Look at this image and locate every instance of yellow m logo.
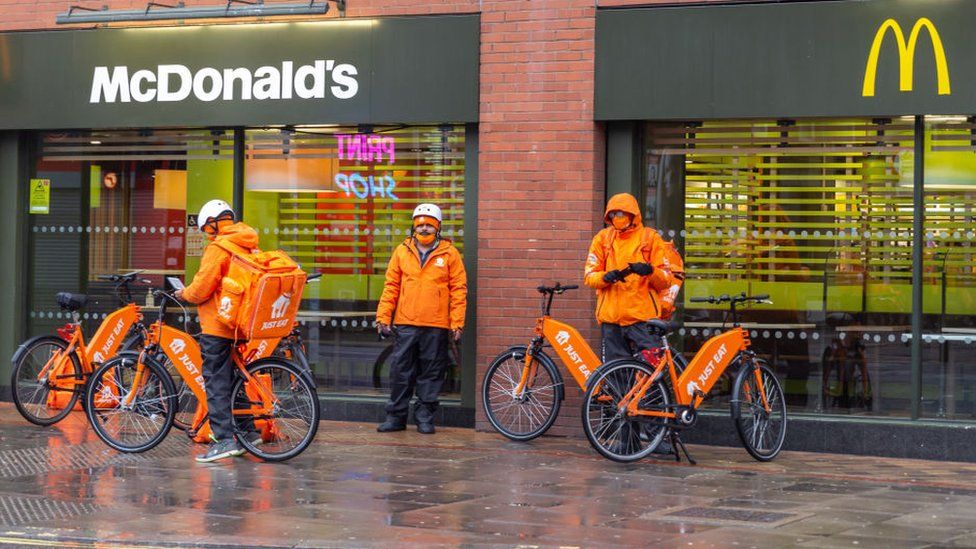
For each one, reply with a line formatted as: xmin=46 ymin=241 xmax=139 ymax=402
xmin=862 ymin=17 xmax=951 ymax=97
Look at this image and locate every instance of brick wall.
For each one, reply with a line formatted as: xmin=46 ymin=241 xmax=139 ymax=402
xmin=476 ymin=0 xmax=604 ymax=436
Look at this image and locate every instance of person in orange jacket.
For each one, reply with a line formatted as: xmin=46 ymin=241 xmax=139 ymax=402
xmin=174 ymin=199 xmax=261 ymax=463
xmin=375 ymin=203 xmax=467 ymax=434
xmin=584 ymin=193 xmax=674 ymax=362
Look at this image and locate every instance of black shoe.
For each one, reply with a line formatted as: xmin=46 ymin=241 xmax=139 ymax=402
xmin=417 ymin=422 xmax=435 ymax=435
xmin=377 ymin=417 xmax=406 ymax=432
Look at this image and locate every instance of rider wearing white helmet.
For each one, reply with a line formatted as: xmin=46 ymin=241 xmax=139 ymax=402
xmin=375 ymin=203 xmax=467 ymax=435
xmin=176 ymin=199 xmax=261 ymax=463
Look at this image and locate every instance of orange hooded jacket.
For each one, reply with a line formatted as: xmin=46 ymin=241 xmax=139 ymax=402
xmin=376 ymin=238 xmax=467 ymax=330
xmin=181 ymin=222 xmax=260 ymax=339
xmin=584 ymin=193 xmax=674 ymax=326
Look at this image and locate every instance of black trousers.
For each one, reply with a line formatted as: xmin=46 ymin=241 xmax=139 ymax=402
xmin=601 ymin=322 xmax=663 ymax=362
xmin=199 ymin=334 xmax=236 ymax=442
xmin=385 ymin=325 xmax=449 ymax=424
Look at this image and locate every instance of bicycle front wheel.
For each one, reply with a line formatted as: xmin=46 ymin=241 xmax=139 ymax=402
xmin=482 ymin=347 xmax=562 ymax=442
xmin=154 ymin=352 xmax=199 ymax=431
xmin=11 ymin=336 xmax=83 ymax=426
xmin=85 ymin=355 xmax=176 ymax=453
xmin=731 ymin=359 xmax=787 ymax=461
xmin=233 ymin=359 xmax=320 ymax=462
xmin=582 ymin=360 xmax=670 ymax=463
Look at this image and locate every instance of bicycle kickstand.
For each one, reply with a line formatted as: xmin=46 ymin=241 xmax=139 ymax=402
xmin=669 ymin=431 xmax=697 ymax=466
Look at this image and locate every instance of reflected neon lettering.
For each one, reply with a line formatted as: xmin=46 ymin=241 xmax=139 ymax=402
xmin=334 ymin=173 xmax=398 ymax=200
xmin=337 ymin=134 xmax=395 ymax=164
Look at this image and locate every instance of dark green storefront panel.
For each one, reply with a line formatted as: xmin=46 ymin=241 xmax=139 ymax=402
xmin=596 ymin=0 xmax=974 ymax=120
xmin=0 ymin=15 xmax=478 ymax=129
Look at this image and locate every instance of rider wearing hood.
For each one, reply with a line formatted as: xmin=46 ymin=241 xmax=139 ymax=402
xmin=584 ymin=193 xmax=674 ymax=361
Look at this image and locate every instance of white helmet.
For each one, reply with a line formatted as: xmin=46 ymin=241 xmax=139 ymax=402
xmin=197 ymin=199 xmax=235 ymax=231
xmin=412 ymin=203 xmax=442 ymax=223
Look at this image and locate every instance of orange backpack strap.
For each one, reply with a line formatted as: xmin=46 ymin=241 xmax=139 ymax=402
xmin=211 ymin=239 xmax=251 ymax=257
xmin=640 ymin=227 xmax=657 ymax=264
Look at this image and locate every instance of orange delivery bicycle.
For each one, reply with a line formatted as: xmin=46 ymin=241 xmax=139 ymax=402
xmin=82 ymin=282 xmax=320 ymax=462
xmin=581 ymin=292 xmax=787 ymax=464
xmin=10 ymin=271 xmax=150 ymax=425
xmin=482 ymin=280 xmax=688 ymax=441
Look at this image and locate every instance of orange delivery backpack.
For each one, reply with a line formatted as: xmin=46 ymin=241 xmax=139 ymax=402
xmin=212 ymin=241 xmax=307 ymax=340
xmin=657 ymin=238 xmax=685 ymax=320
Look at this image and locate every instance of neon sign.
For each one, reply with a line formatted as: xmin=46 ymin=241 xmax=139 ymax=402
xmin=337 ymin=134 xmax=395 ymax=164
xmin=334 ymin=173 xmax=398 ymax=200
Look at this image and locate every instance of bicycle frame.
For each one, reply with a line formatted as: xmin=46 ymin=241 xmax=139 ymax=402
xmin=516 ymin=285 xmax=601 ymax=397
xmin=134 ymin=317 xmax=285 ymax=438
xmin=624 ymin=315 xmax=770 ymax=421
xmin=38 ymin=303 xmax=143 ymax=409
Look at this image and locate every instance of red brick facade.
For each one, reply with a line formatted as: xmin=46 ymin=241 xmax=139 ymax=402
xmin=0 ymin=0 xmax=737 ymax=436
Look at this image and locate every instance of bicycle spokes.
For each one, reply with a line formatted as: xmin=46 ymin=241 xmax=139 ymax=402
xmin=735 ymin=365 xmax=786 ymax=457
xmin=89 ymin=360 xmax=172 ymax=448
xmin=483 ymin=350 xmax=560 ymax=441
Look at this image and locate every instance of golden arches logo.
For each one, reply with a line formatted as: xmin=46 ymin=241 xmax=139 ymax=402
xmin=862 ymin=17 xmax=951 ymax=97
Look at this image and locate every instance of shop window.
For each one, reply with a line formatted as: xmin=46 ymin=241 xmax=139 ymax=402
xmin=646 ymin=118 xmax=918 ymax=418
xmin=920 ymin=116 xmax=976 ymax=420
xmin=28 ymin=130 xmax=233 ymax=336
xmin=242 ymin=125 xmax=466 ymax=397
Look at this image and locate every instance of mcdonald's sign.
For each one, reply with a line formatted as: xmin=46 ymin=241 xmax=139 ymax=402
xmin=862 ymin=17 xmax=951 ymax=97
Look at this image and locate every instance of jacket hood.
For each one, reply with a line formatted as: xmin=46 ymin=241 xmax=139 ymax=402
xmin=604 ymin=193 xmax=644 ymax=232
xmin=604 ymin=193 xmax=642 ymax=223
xmin=216 ymin=222 xmax=259 ymax=250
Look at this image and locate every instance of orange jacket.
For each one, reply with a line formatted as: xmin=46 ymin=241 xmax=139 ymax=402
xmin=181 ymin=222 xmax=260 ymax=338
xmin=584 ymin=193 xmax=673 ymax=326
xmin=376 ymin=238 xmax=467 ymax=330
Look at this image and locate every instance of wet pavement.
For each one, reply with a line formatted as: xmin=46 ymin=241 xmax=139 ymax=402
xmin=2 ymin=403 xmax=976 ymax=548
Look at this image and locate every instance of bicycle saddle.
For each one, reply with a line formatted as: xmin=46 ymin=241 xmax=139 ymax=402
xmin=647 ymin=319 xmax=672 ymax=335
xmin=55 ymin=292 xmax=87 ymax=312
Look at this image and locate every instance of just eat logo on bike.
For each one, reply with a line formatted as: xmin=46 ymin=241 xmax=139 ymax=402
xmin=92 ymin=317 xmax=126 ymax=363
xmin=555 ymin=330 xmax=592 ymax=379
xmin=169 ymin=338 xmax=205 ymax=390
xmin=688 ymin=342 xmax=728 ymax=397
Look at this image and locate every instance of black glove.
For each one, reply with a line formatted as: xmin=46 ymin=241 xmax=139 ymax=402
xmin=629 ymin=262 xmax=653 ymax=276
xmin=603 ymin=270 xmax=625 ymax=284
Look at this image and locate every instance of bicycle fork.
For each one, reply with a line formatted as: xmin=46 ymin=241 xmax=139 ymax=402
xmin=513 ymin=338 xmax=543 ymax=400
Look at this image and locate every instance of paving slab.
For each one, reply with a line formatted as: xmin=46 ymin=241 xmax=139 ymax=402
xmin=3 ymin=402 xmax=976 ymax=547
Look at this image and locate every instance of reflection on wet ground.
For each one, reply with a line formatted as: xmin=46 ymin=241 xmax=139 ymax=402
xmin=3 ymin=402 xmax=976 ymax=547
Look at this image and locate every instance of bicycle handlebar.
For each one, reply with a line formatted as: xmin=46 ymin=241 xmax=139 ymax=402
xmin=689 ymin=292 xmax=772 ymax=305
xmin=537 ymin=283 xmax=579 ymax=294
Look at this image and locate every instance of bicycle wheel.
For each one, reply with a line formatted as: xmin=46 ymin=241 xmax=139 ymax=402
xmin=154 ymin=352 xmax=198 ymax=431
xmin=731 ymin=358 xmax=787 ymax=461
xmin=371 ymin=344 xmax=395 ymax=389
xmin=85 ymin=354 xmax=176 ymax=453
xmin=11 ymin=336 xmax=83 ymax=426
xmin=233 ymin=359 xmax=320 ymax=462
xmin=482 ymin=347 xmax=562 ymax=442
xmin=582 ymin=360 xmax=670 ymax=463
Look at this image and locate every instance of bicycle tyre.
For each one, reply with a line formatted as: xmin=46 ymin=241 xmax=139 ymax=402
xmin=85 ymin=354 xmax=176 ymax=453
xmin=233 ymin=359 xmax=320 ymax=462
xmin=581 ymin=360 xmax=670 ymax=463
xmin=371 ymin=344 xmax=395 ymax=389
xmin=731 ymin=358 xmax=787 ymax=462
xmin=11 ymin=336 xmax=83 ymax=426
xmin=482 ymin=346 xmax=563 ymax=442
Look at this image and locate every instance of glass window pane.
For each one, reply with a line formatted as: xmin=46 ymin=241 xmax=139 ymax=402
xmin=645 ymin=118 xmax=917 ymax=417
xmin=243 ymin=125 xmax=466 ymax=397
xmin=28 ymin=129 xmax=233 ymax=337
xmin=921 ymin=116 xmax=976 ymax=420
